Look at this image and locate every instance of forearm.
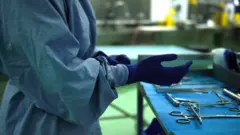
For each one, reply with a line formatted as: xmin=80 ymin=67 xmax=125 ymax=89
xmin=95 ymin=56 xmax=129 ymax=87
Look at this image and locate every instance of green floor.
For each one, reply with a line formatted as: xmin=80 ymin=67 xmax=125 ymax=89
xmin=100 ymin=84 xmax=155 ymax=135
xmin=0 ymin=74 xmax=8 ymax=101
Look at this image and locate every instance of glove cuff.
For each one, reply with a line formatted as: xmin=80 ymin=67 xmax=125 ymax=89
xmin=126 ymin=64 xmax=138 ymax=84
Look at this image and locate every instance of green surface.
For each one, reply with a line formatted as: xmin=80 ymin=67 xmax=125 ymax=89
xmin=0 ymin=82 xmax=6 ymax=101
xmin=0 ymin=74 xmax=8 ymax=102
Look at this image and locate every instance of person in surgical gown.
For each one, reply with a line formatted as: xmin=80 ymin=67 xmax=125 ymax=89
xmin=0 ymin=0 xmax=192 ymax=135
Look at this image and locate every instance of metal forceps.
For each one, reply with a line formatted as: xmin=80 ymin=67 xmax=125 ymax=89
xmin=169 ymin=111 xmax=240 ymax=124
xmin=229 ymin=107 xmax=240 ymax=115
xmin=187 ymin=103 xmax=203 ymax=124
xmin=169 ymin=111 xmax=192 ymax=124
xmin=213 ymin=91 xmax=230 ymax=103
xmin=227 ymin=101 xmax=240 ymax=114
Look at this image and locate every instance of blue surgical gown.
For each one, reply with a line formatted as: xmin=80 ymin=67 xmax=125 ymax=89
xmin=0 ymin=0 xmax=129 ymax=135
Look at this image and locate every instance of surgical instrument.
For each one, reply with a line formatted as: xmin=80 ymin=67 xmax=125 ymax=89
xmin=182 ymin=77 xmax=192 ymax=82
xmin=166 ymin=93 xmax=180 ymax=107
xmin=169 ymin=111 xmax=240 ymax=124
xmin=196 ymin=101 xmax=233 ymax=107
xmin=165 ymin=93 xmax=199 ymax=107
xmin=186 ymin=101 xmax=235 ymax=113
xmin=223 ymin=89 xmax=240 ymax=102
xmin=229 ymin=107 xmax=240 ymax=115
xmin=172 ymin=81 xmax=219 ymax=86
xmin=187 ymin=103 xmax=203 ymax=124
xmin=155 ymin=85 xmax=210 ymax=93
xmin=156 ymin=85 xmax=223 ymax=91
xmin=175 ymin=98 xmax=198 ymax=103
xmin=169 ymin=111 xmax=191 ymax=124
xmin=213 ymin=91 xmax=230 ymax=103
xmin=229 ymin=107 xmax=240 ymax=112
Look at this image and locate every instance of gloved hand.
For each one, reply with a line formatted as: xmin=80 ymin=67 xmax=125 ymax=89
xmin=108 ymin=54 xmax=131 ymax=65
xmin=224 ymin=50 xmax=240 ymax=73
xmin=94 ymin=51 xmax=131 ymax=65
xmin=127 ymin=54 xmax=192 ymax=86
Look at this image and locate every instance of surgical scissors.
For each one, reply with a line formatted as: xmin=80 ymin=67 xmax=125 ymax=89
xmin=169 ymin=111 xmax=240 ymax=124
xmin=169 ymin=111 xmax=192 ymax=124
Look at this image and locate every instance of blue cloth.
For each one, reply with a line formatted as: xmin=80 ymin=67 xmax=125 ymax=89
xmin=0 ymin=0 xmax=129 ymax=135
xmin=140 ymin=74 xmax=240 ymax=135
xmin=127 ymin=54 xmax=192 ymax=86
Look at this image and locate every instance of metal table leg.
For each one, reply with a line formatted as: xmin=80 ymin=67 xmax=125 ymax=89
xmin=137 ymin=86 xmax=143 ymax=135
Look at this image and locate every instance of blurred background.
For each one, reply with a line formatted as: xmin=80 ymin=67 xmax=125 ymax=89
xmin=93 ymin=0 xmax=240 ymax=51
xmin=1 ymin=0 xmax=240 ymax=134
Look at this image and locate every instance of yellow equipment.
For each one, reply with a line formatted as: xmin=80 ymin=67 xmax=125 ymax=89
xmin=189 ymin=0 xmax=198 ymax=6
xmin=165 ymin=8 xmax=176 ymax=27
xmin=234 ymin=13 xmax=240 ymax=25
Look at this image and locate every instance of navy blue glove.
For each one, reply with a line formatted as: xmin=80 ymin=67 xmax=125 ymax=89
xmin=108 ymin=54 xmax=131 ymax=65
xmin=127 ymin=54 xmax=192 ymax=86
xmin=94 ymin=51 xmax=131 ymax=65
xmin=143 ymin=118 xmax=166 ymax=135
xmin=224 ymin=50 xmax=240 ymax=73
